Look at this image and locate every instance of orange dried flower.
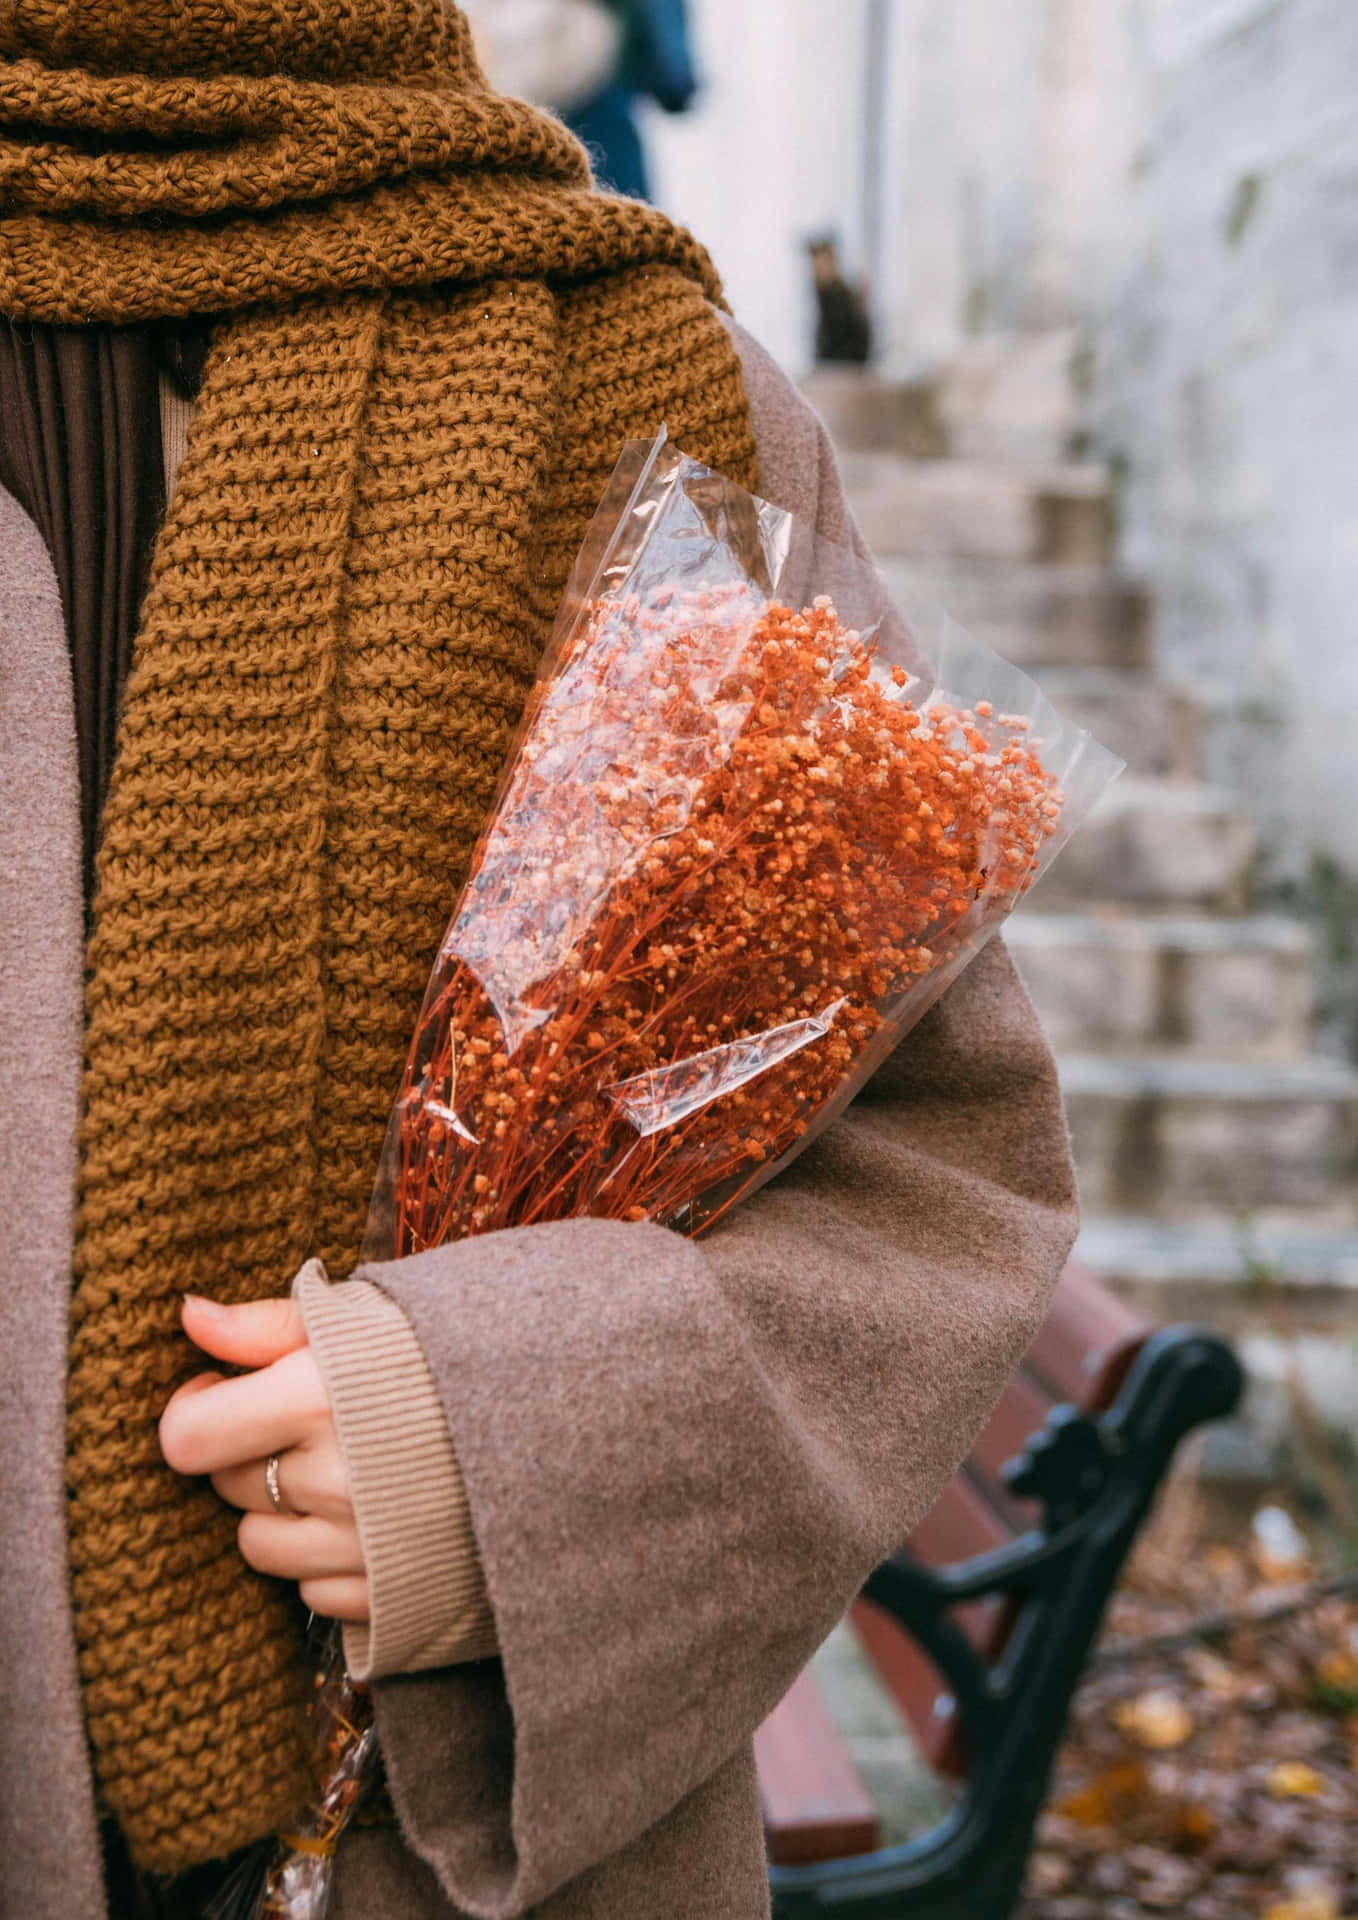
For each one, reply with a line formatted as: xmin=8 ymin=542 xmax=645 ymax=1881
xmin=378 ymin=589 xmax=1062 ymax=1253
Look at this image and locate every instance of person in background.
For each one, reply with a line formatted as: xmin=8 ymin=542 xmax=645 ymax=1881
xmin=468 ymin=0 xmax=696 ymax=200
xmin=460 ymin=0 xmax=622 ymax=118
xmin=808 ymin=234 xmax=874 ymax=365
xmin=566 ymin=0 xmax=697 ymax=199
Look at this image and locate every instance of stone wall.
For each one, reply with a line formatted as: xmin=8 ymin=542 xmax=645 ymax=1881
xmin=1090 ymin=0 xmax=1358 ymax=904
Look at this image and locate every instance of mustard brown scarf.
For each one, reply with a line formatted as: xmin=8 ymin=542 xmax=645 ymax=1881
xmin=0 ymin=0 xmax=757 ymax=1874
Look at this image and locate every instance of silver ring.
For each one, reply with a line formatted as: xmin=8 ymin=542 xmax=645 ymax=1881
xmin=265 ymin=1452 xmax=285 ymax=1515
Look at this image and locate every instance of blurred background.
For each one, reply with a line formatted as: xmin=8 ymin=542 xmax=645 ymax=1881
xmin=473 ymin=4 xmax=1358 ymax=1912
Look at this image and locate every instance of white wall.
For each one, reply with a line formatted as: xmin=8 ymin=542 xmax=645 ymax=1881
xmin=647 ymin=1 xmax=1139 ymax=370
xmin=867 ymin=0 xmax=1138 ymax=366
xmin=642 ymin=0 xmax=876 ymax=372
xmin=878 ymin=0 xmax=1358 ymax=879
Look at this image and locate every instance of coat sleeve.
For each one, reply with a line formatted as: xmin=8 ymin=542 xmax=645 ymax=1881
xmin=348 ymin=342 xmax=1081 ymax=1918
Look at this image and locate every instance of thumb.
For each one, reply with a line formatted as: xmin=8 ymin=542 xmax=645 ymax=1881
xmin=182 ymin=1293 xmax=307 ymax=1369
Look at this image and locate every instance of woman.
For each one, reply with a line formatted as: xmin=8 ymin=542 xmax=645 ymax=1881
xmin=561 ymin=0 xmax=699 ymax=201
xmin=0 ymin=4 xmax=1079 ymax=1916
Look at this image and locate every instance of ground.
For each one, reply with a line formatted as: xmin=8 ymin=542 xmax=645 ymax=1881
xmin=1018 ymin=1556 xmax=1358 ymax=1919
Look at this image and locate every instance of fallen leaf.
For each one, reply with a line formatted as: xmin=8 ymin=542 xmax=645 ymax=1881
xmin=1260 ymin=1900 xmax=1340 ymax=1920
xmin=1268 ymin=1761 xmax=1326 ymax=1799
xmin=1171 ymin=1800 xmax=1217 ymax=1844
xmin=1024 ymin=1849 xmax=1072 ymax=1896
xmin=1110 ymin=1689 xmax=1195 ymax=1750
xmin=1185 ymin=1646 xmax=1238 ymax=1691
xmin=1123 ymin=1843 xmax=1203 ymax=1908
xmin=1185 ymin=1644 xmax=1273 ymax=1704
xmin=1312 ymin=1650 xmax=1358 ymax=1713
xmin=1054 ymin=1759 xmax=1147 ymax=1828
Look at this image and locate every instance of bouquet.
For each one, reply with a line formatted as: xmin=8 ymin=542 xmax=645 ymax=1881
xmin=224 ymin=433 xmax=1122 ymax=1915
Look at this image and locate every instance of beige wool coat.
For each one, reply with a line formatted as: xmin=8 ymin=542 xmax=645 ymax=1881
xmin=0 ymin=322 xmax=1080 ymax=1919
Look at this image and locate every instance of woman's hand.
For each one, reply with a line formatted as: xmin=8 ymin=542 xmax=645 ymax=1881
xmin=158 ymin=1295 xmax=370 ymax=1624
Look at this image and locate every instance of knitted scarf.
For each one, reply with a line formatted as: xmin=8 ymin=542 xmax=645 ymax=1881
xmin=0 ymin=0 xmax=757 ymax=1875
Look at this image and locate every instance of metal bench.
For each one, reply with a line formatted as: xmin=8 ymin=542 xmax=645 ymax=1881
xmin=757 ymin=1263 xmax=1243 ymax=1919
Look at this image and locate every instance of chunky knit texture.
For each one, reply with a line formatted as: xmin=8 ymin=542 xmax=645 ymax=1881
xmin=1 ymin=0 xmax=758 ymax=1876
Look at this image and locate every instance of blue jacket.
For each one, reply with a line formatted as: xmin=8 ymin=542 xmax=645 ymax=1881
xmin=618 ymin=0 xmax=697 ymax=114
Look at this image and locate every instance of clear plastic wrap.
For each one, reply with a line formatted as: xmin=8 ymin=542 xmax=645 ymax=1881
xmin=248 ymin=430 xmax=1124 ymax=1913
xmin=361 ymin=431 xmax=1121 ymax=1255
xmin=205 ymin=1617 xmax=374 ymax=1920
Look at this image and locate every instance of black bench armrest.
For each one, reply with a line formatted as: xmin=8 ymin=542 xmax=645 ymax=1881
xmin=770 ymin=1325 xmax=1243 ymax=1920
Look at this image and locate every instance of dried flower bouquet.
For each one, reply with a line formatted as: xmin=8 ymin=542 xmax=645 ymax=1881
xmin=232 ymin=432 xmax=1122 ymax=1918
xmin=377 ymin=588 xmax=1052 ymax=1248
xmin=364 ymin=433 xmax=1119 ymax=1255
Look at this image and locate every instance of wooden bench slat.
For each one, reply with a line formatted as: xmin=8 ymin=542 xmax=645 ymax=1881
xmin=755 ymin=1664 xmax=881 ymax=1865
xmin=907 ymin=1464 xmax=1012 ymax=1567
xmin=1027 ymin=1262 xmax=1149 ymax=1411
xmin=849 ymin=1472 xmax=1013 ymax=1771
xmin=963 ymin=1366 xmax=1054 ymax=1525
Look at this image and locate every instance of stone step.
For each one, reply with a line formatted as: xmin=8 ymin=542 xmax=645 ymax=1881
xmin=1033 ymin=779 xmax=1255 ymax=913
xmin=1059 ymin=1053 xmax=1358 ymax=1224
xmin=1006 ymin=912 xmax=1313 ymax=1059
xmin=1077 ymin=1216 xmax=1358 ymax=1483
xmin=877 ymin=559 xmax=1153 ymax=672
xmin=1032 ymin=668 xmax=1199 ymax=779
xmin=805 ymin=334 xmax=1083 ymax=466
xmin=842 ymin=452 xmax=1115 ymax=565
xmin=935 ymin=327 xmax=1086 ymax=465
xmin=802 ymin=368 xmax=947 ymax=459
xmin=1076 ymin=1214 xmax=1358 ymax=1304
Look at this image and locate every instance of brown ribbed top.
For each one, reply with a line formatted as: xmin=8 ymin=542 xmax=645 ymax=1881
xmin=0 ymin=324 xmax=164 ymax=899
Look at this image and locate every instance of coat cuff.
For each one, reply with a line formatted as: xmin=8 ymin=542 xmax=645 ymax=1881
xmin=293 ymin=1259 xmax=498 ymax=1680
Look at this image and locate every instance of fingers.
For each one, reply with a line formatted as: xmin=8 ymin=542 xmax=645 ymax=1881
xmin=160 ymin=1297 xmax=368 ymax=1623
xmin=237 ymin=1512 xmax=365 ymax=1584
xmin=299 ymin=1575 xmax=371 ymax=1625
xmin=210 ymin=1443 xmax=353 ymax=1525
xmin=171 ymin=1369 xmax=226 ymax=1399
xmin=181 ymin=1293 xmax=307 ymax=1369
xmin=160 ymin=1346 xmax=329 ymax=1476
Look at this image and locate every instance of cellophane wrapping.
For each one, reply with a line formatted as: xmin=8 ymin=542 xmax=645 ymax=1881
xmin=361 ymin=430 xmax=1121 ymax=1255
xmin=204 ymin=1615 xmax=374 ymax=1919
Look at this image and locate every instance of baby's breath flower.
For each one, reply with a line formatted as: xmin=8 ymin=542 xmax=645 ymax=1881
xmin=384 ymin=591 xmax=1060 ymax=1245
